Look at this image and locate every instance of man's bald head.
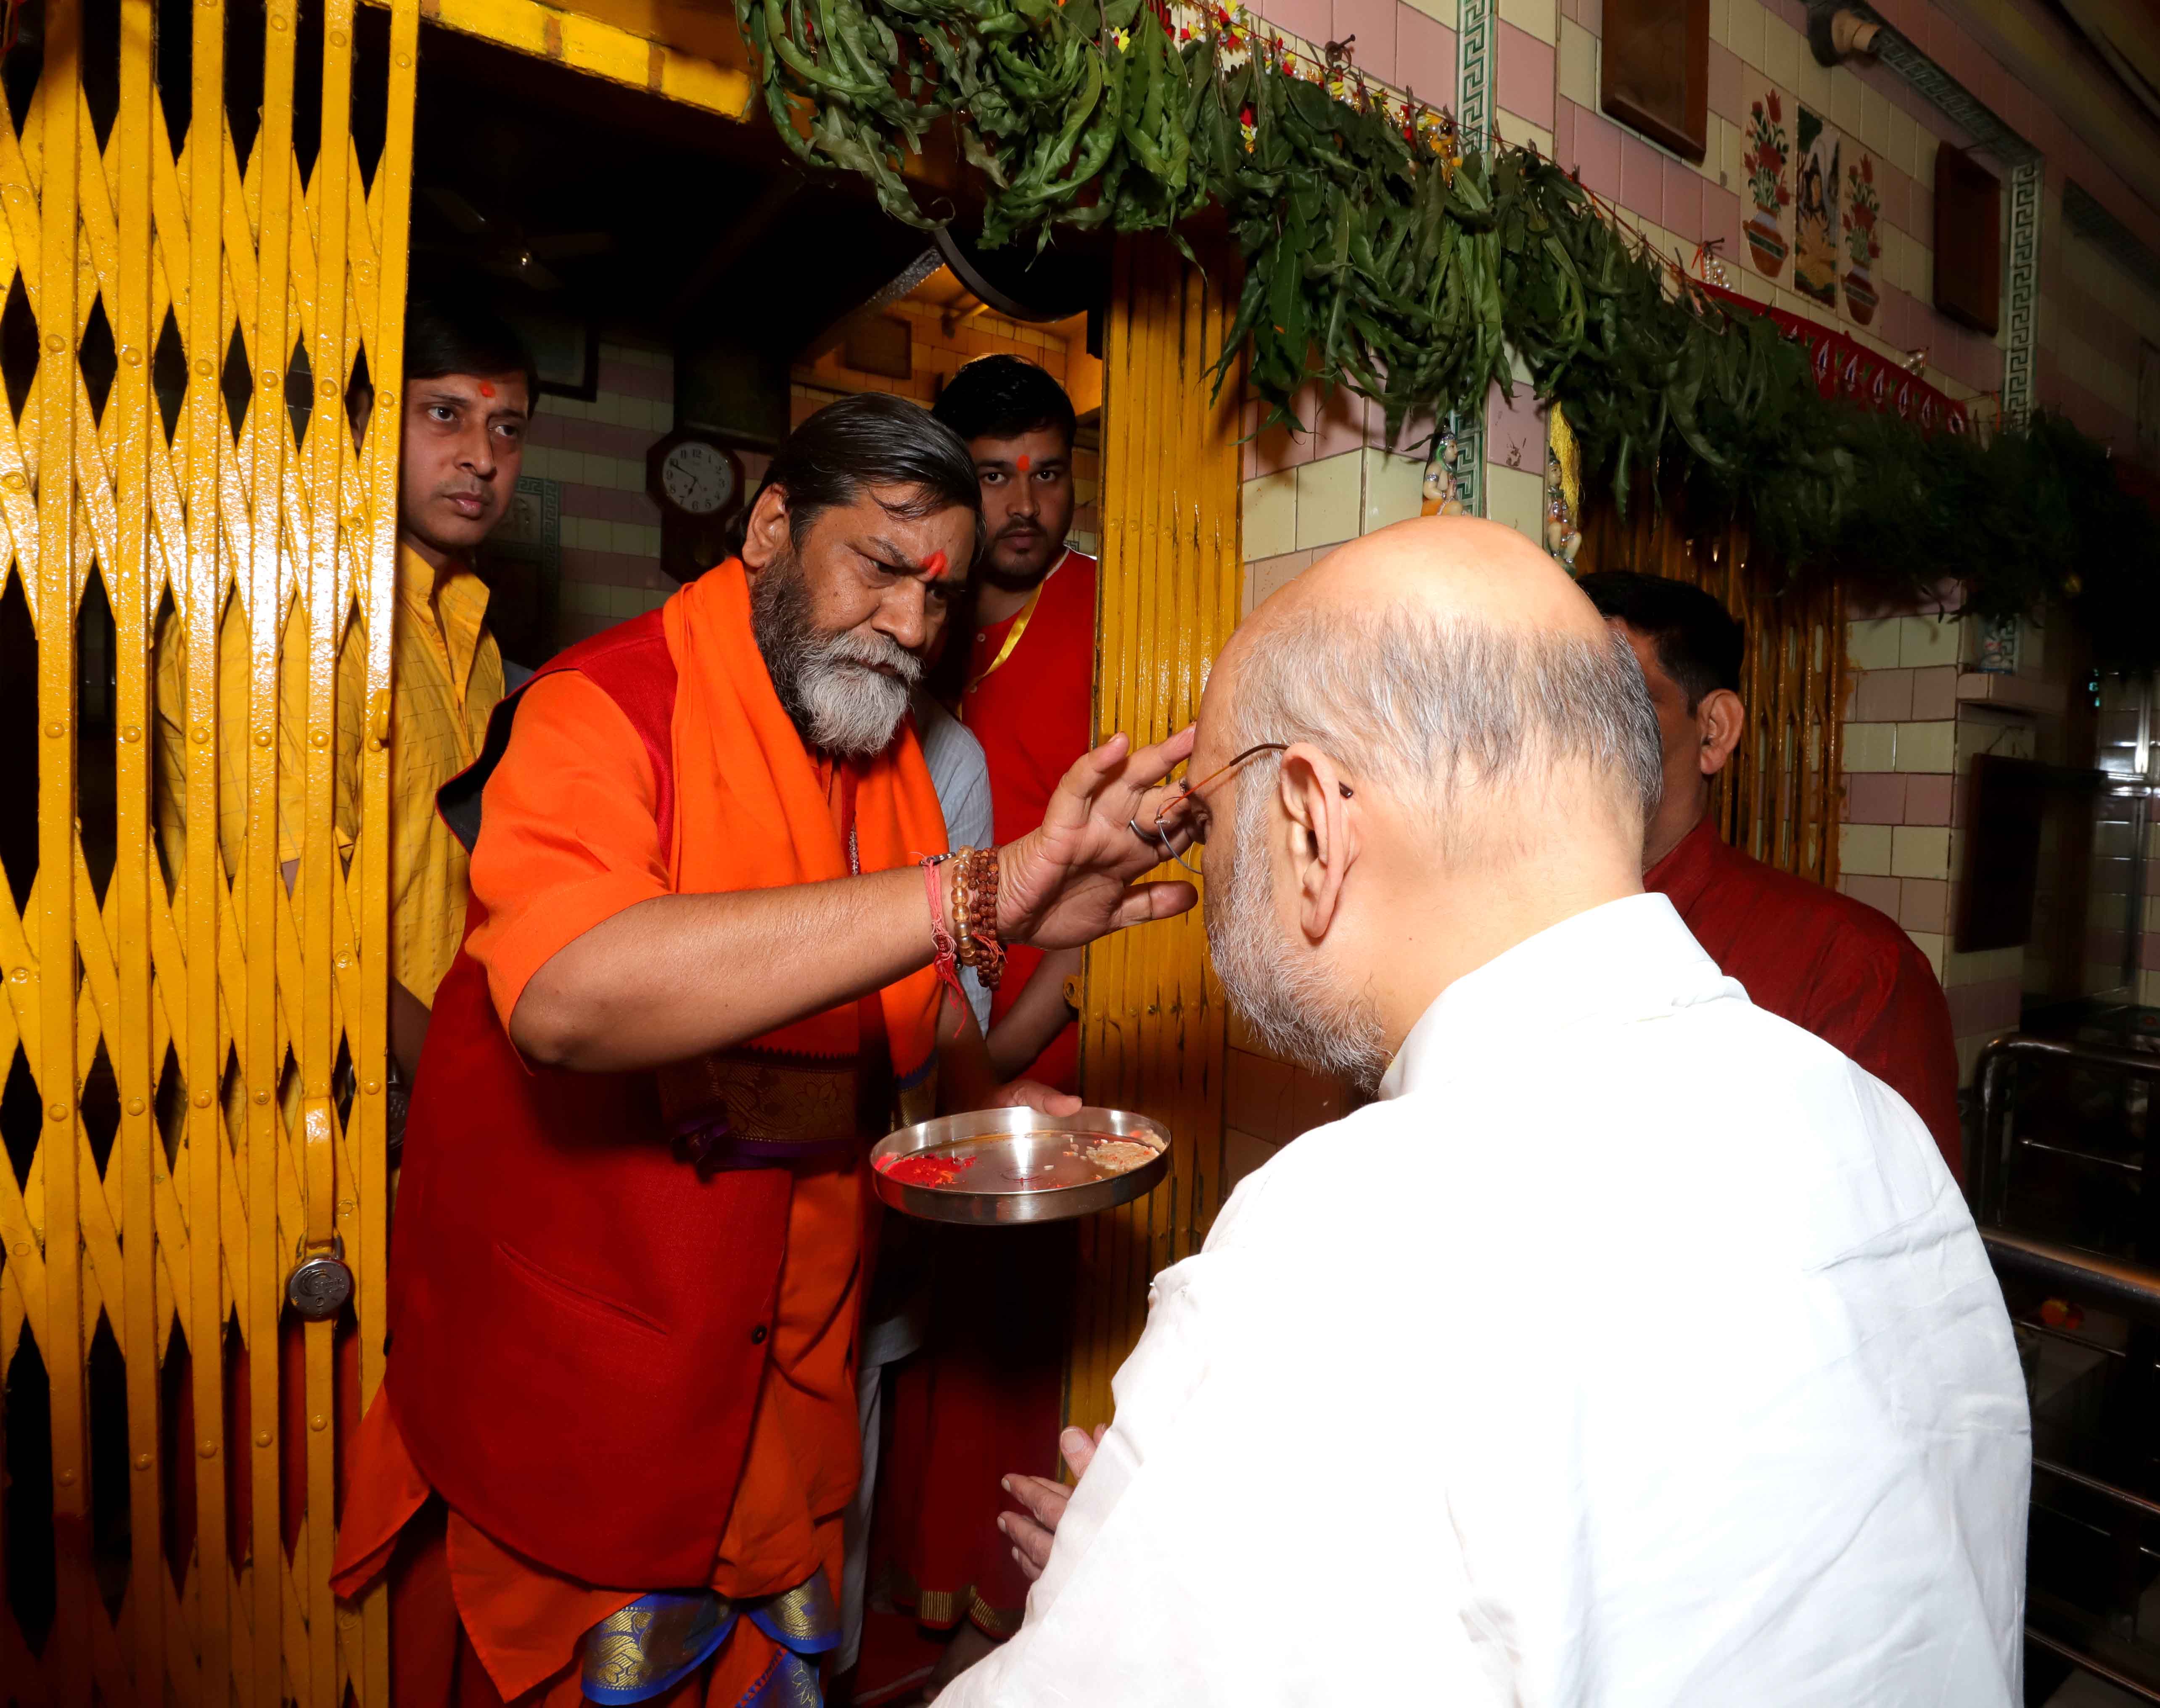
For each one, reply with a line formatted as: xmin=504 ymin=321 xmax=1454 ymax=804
xmin=1212 ymin=517 xmax=1663 ymax=867
xmin=1193 ymin=518 xmax=1663 ymax=1087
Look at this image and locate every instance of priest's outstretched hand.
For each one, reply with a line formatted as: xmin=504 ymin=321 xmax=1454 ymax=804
xmin=998 ymin=728 xmax=1199 ymax=948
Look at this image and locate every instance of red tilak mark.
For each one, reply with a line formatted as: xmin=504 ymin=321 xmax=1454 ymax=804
xmin=1015 ymin=453 xmax=1032 ymax=472
xmin=478 ymin=381 xmax=496 ymax=398
xmin=923 ymin=549 xmax=949 ymax=580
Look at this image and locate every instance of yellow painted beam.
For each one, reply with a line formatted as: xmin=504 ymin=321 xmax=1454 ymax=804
xmin=177 ymin=0 xmax=235 ymax=1692
xmin=1068 ymin=238 xmax=1241 ymax=1436
xmin=302 ymin=4 xmax=360 ymax=1702
xmin=244 ymin=2 xmax=299 ymax=1703
xmin=368 ymin=0 xmax=758 ymax=122
xmin=109 ymin=0 xmax=165 ymax=1692
xmin=355 ymin=5 xmax=422 ymax=1703
xmin=34 ymin=8 xmax=90 ymax=1700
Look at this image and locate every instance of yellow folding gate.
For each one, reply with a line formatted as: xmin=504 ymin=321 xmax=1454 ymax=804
xmin=0 ymin=0 xmax=416 ymax=1702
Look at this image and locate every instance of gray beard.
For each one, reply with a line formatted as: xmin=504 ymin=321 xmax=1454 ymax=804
xmin=1205 ymin=773 xmax=1390 ymax=1095
xmin=751 ymin=551 xmax=921 ymax=758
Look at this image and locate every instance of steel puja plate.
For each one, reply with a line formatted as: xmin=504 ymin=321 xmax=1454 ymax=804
xmin=870 ymin=1105 xmax=1172 ymax=1224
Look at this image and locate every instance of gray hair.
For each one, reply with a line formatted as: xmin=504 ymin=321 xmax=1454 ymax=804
xmin=1229 ymin=605 xmax=1664 ymax=857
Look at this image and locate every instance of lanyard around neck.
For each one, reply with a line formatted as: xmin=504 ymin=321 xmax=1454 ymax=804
xmin=968 ymin=574 xmax=1049 ymax=693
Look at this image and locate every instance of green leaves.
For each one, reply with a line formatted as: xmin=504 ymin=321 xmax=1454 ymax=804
xmin=734 ymin=0 xmax=2156 ymax=655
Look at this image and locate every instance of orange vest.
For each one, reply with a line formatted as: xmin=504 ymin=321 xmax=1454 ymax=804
xmin=386 ymin=611 xmax=799 ymax=1589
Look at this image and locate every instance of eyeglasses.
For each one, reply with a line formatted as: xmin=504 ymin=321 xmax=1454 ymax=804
xmin=1128 ymin=743 xmax=1290 ymax=875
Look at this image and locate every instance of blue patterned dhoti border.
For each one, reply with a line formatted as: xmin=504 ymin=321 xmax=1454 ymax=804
xmin=582 ymin=1574 xmax=837 ymax=1708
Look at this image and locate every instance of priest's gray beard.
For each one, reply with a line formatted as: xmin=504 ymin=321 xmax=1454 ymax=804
xmin=751 ymin=550 xmax=921 ymax=757
xmin=1206 ymin=772 xmax=1391 ymax=1092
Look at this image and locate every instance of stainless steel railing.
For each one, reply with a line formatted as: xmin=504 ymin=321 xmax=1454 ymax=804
xmin=1984 ymin=1228 xmax=2160 ymax=1330
xmin=1976 ymin=1034 xmax=2160 ymax=1704
xmin=1972 ymin=1032 xmax=2160 ymax=1229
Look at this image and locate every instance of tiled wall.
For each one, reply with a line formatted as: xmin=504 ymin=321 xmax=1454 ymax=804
xmin=527 ymin=336 xmax=675 ymax=646
xmin=1235 ymin=0 xmax=2160 ymax=565
xmin=1559 ymin=0 xmax=2004 ymax=400
xmin=1832 ymin=605 xmax=2160 ymax=1089
xmin=2045 ymin=224 xmax=2160 ymax=460
xmin=1225 ymin=0 xmax=2160 ymax=1179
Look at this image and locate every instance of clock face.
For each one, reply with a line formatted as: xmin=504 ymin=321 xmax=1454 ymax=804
xmin=660 ymin=440 xmax=738 ymax=517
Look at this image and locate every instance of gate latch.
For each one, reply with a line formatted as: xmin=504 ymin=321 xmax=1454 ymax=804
xmin=287 ymin=1232 xmax=354 ymax=1322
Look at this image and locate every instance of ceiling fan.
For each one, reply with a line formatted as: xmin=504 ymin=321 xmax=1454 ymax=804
xmin=415 ymin=185 xmax=616 ymax=293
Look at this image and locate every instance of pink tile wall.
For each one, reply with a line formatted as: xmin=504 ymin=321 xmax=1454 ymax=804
xmin=1486 ymin=380 xmax=1543 ymax=471
xmin=1708 ymin=42 xmax=1741 ymax=125
xmin=1240 ymin=384 xmax=1372 ymax=478
xmin=1395 ymin=11 xmax=1456 ymax=106
xmin=1662 ymin=156 xmax=1704 ymax=243
xmin=1618 ymin=132 xmax=1663 ymax=222
xmin=1946 ymin=976 xmax=2022 ymax=1036
xmin=1570 ymin=99 xmax=1622 ymax=199
xmin=1333 ymin=0 xmax=1397 ymax=82
xmin=1258 ymin=0 xmax=1328 ymax=47
xmin=1843 ymin=872 xmax=1902 ymax=916
xmin=1899 ymin=877 xmax=1950 ymax=933
xmin=1704 ymin=184 xmax=1744 ymax=268
xmin=2043 ymin=373 xmax=2137 ymax=454
xmin=1496 ymin=21 xmax=1555 ymax=130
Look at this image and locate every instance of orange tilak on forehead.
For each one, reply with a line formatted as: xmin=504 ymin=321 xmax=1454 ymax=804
xmin=923 ymin=549 xmax=949 ymax=580
xmin=1015 ymin=453 xmax=1032 ymax=473
xmin=477 ymin=381 xmax=496 ymax=398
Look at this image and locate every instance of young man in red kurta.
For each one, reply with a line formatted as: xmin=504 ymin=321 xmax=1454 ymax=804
xmin=874 ymin=359 xmax=1097 ymax=1692
xmin=1579 ymin=571 xmax=1963 ymax=1179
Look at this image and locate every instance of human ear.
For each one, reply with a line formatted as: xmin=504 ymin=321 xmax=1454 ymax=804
xmin=1277 ymin=741 xmax=1359 ymax=944
xmin=1697 ymin=689 xmax=1745 ymax=778
xmin=740 ymin=485 xmax=793 ymax=573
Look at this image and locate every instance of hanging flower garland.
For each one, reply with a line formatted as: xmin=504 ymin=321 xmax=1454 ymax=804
xmin=734 ymin=0 xmax=2160 ymax=660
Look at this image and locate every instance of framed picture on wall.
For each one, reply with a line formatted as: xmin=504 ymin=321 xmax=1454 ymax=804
xmin=503 ymin=307 xmax=600 ymax=401
xmin=1601 ymin=0 xmax=1708 ymax=164
xmin=1934 ymin=143 xmax=2001 ymax=336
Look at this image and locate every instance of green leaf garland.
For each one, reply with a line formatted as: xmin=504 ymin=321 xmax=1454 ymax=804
xmin=735 ymin=0 xmax=2160 ymax=661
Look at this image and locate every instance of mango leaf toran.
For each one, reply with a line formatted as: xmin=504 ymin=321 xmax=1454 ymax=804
xmin=735 ymin=0 xmax=2160 ymax=658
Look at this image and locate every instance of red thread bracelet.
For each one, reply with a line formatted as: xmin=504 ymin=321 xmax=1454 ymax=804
xmin=922 ymin=855 xmax=965 ymax=1005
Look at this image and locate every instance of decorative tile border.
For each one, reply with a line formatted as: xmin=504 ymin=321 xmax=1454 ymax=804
xmin=1811 ymin=2 xmax=2042 ymax=417
xmin=1456 ymin=0 xmax=1495 ymax=515
xmin=1830 ymin=3 xmax=2038 ymax=169
xmin=1449 ymin=407 xmax=1486 ymax=516
xmin=2004 ymin=159 xmax=2041 ymax=423
xmin=1458 ymin=0 xmax=1494 ymax=144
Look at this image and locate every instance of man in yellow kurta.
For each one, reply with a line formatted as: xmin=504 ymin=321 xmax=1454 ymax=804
xmin=153 ymin=295 xmax=531 ymax=1083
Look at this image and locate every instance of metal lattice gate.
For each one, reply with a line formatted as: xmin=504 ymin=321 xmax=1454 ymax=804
xmin=0 ymin=0 xmax=415 ymax=1702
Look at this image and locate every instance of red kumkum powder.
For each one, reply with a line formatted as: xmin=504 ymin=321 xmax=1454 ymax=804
xmin=878 ymin=1151 xmax=976 ymax=1188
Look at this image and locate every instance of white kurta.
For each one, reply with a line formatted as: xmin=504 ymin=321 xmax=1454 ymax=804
xmin=944 ymin=893 xmax=2029 ymax=1706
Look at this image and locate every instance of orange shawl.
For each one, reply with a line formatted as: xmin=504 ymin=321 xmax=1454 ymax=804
xmin=661 ymin=560 xmax=946 ymax=1101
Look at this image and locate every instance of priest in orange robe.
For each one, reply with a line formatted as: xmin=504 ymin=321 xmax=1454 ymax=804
xmin=329 ymin=395 xmax=1197 ymax=1706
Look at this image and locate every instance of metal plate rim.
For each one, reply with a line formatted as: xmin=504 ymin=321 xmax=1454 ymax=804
xmin=870 ymin=1105 xmax=1171 ymax=1224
